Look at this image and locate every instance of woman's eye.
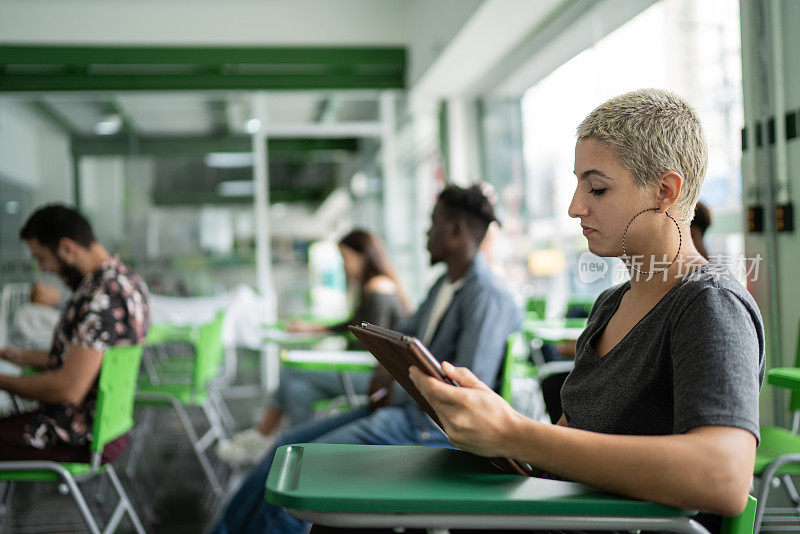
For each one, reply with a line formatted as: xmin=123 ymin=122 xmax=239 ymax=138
xmin=589 ymin=187 xmax=607 ymax=196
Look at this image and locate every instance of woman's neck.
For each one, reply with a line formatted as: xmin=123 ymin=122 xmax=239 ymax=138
xmin=626 ymin=233 xmax=707 ymax=300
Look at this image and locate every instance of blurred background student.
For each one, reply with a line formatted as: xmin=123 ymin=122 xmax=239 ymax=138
xmin=217 ymin=229 xmax=409 ymax=465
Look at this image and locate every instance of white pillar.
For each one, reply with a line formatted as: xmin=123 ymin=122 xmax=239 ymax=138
xmin=252 ymin=92 xmax=278 ymax=391
xmin=252 ymin=93 xmax=274 ymax=302
xmin=380 ymin=91 xmax=399 ymax=251
xmin=446 ymin=97 xmax=482 ymax=185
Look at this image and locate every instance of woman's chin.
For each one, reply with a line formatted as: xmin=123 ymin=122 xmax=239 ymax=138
xmin=586 ymin=243 xmax=616 ymax=258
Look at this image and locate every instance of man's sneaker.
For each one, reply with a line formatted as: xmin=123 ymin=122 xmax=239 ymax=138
xmin=215 ymin=428 xmax=274 ymax=467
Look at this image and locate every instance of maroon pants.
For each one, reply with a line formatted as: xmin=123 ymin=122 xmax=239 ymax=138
xmin=0 ymin=412 xmax=128 ymax=463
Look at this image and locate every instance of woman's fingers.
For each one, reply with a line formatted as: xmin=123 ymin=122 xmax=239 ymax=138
xmin=409 ymin=366 xmax=461 ymax=404
xmin=441 ymin=362 xmax=493 ymax=392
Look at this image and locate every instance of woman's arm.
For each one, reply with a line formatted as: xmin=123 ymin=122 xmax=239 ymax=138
xmin=410 ymin=363 xmax=755 ymax=517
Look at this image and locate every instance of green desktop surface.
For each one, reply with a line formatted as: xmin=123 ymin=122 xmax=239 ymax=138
xmin=266 ymin=443 xmax=690 ymax=518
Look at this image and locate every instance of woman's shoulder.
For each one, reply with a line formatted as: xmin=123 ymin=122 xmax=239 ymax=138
xmin=669 ymin=261 xmax=763 ymax=331
xmin=673 ymin=261 xmax=754 ymax=305
xmin=364 ymin=275 xmax=399 ymax=295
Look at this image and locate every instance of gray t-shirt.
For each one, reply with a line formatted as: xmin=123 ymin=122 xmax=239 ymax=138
xmin=562 ymin=261 xmax=765 ymax=442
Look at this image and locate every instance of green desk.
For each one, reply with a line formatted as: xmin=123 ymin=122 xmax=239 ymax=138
xmin=267 ymin=443 xmax=711 ymax=533
xmin=280 ymin=350 xmax=376 ymax=374
xmin=261 ymin=329 xmax=347 ymax=390
xmin=262 ymin=329 xmax=336 ymax=347
xmin=280 ymin=350 xmax=377 ymax=406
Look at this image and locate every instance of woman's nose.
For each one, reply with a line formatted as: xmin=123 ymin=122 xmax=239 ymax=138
xmin=568 ymin=190 xmax=587 ymax=218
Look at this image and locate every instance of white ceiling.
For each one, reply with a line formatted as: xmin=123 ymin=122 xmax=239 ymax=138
xmin=0 ymin=0 xmax=411 ymax=46
xmin=115 ymin=94 xmax=218 ymax=135
xmin=35 ymin=92 xmax=382 ymax=137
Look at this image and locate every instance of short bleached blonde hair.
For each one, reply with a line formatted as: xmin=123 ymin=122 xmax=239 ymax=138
xmin=576 ymin=89 xmax=708 ymax=223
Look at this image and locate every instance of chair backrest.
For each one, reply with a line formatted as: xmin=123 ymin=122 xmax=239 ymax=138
xmin=526 ymin=298 xmax=546 ymax=320
xmin=566 ymin=299 xmax=594 ymax=318
xmin=191 ymin=311 xmax=226 ymax=392
xmin=786 ymin=318 xmax=800 ymax=411
xmin=720 ymin=494 xmax=756 ymax=534
xmin=91 ymin=344 xmax=144 ymax=453
xmin=500 ymin=331 xmax=527 ymax=402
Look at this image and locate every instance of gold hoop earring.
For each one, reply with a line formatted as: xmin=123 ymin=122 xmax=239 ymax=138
xmin=621 ymin=208 xmax=682 ymax=275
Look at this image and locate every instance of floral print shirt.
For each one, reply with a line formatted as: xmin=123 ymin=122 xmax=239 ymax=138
xmin=23 ymin=255 xmax=149 ymax=449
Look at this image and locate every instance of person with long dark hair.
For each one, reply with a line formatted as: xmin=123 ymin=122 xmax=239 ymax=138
xmin=217 ymin=230 xmax=408 ymax=466
xmin=286 ymin=230 xmax=410 ymax=336
xmin=211 ymin=184 xmax=521 ymax=534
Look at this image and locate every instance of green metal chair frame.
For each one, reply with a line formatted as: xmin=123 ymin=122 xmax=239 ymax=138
xmin=0 ymin=345 xmax=146 ymax=534
xmin=131 ymin=312 xmax=228 ymax=498
xmin=753 ymin=318 xmax=800 ymax=532
xmin=267 ymin=443 xmax=757 ymax=534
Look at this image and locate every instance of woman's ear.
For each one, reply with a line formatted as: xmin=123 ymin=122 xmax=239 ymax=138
xmin=655 ymin=171 xmax=683 ymax=213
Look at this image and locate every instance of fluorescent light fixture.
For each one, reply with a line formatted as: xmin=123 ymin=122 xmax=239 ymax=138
xmin=94 ymin=114 xmax=122 ymax=135
xmin=204 ymin=152 xmax=254 ymax=168
xmin=217 ymin=180 xmax=255 ymax=197
xmin=245 ymin=118 xmax=262 ymax=134
xmin=4 ymin=201 xmax=19 ymax=215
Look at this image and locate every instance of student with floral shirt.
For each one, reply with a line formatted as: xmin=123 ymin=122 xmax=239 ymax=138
xmin=0 ymin=205 xmax=149 ymax=462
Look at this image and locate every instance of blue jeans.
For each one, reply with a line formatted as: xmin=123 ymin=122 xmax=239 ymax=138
xmin=210 ymin=404 xmax=451 ymax=534
xmin=268 ymin=367 xmax=372 ymax=426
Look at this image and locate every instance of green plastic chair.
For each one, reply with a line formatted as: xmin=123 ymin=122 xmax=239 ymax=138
xmin=500 ymin=331 xmax=573 ymax=423
xmin=525 ymin=297 xmax=547 ymax=321
xmin=0 ymin=345 xmax=146 ymax=534
xmin=267 ymin=443 xmax=756 ymax=534
xmin=131 ymin=313 xmax=228 ymax=497
xmin=566 ymin=298 xmax=594 ymax=317
xmin=753 ymin=318 xmax=800 ymax=532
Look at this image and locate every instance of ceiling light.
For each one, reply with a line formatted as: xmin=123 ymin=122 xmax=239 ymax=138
xmin=245 ymin=118 xmax=261 ymax=134
xmin=94 ymin=114 xmax=122 ymax=135
xmin=217 ymin=180 xmax=254 ymax=197
xmin=204 ymin=152 xmax=254 ymax=168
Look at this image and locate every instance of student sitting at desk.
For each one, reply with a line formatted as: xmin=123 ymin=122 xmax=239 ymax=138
xmin=211 ymin=184 xmax=522 ymax=534
xmin=217 ymin=229 xmax=409 ymax=465
xmin=411 ymin=89 xmax=764 ymax=534
xmin=0 ymin=205 xmax=149 ymax=462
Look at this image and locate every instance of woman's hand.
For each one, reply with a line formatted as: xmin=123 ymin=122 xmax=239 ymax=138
xmin=409 ymin=362 xmax=524 ymax=458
